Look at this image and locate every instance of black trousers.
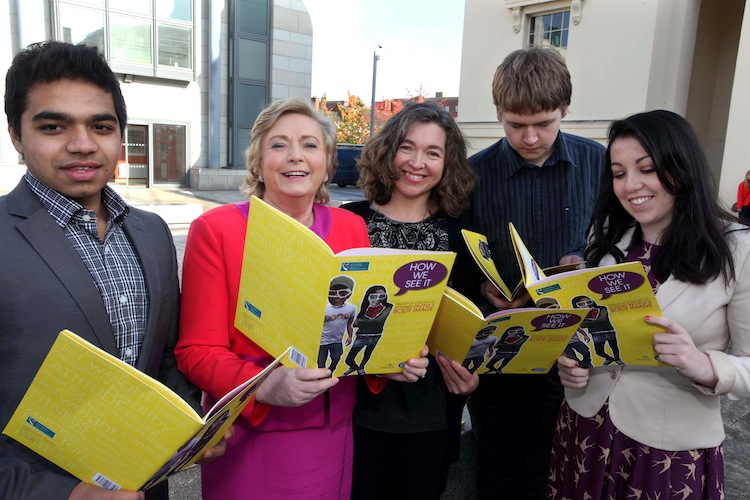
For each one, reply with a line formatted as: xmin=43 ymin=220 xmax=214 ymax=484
xmin=468 ymin=368 xmax=564 ymax=500
xmin=351 ymin=426 xmax=453 ymax=500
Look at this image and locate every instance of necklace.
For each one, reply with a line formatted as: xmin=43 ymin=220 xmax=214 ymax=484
xmin=371 ymin=203 xmax=432 ymax=250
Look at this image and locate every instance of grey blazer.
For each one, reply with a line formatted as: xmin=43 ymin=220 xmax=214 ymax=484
xmin=0 ymin=179 xmax=199 ymax=499
xmin=566 ymin=225 xmax=750 ymax=451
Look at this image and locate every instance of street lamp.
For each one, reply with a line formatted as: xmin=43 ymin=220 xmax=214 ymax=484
xmin=369 ymin=45 xmax=381 ymax=138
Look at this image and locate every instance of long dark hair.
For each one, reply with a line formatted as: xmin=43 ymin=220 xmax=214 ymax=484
xmin=586 ymin=110 xmax=741 ymax=286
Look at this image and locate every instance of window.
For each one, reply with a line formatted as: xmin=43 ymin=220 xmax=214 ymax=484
xmin=229 ymin=0 xmax=271 ymax=167
xmin=56 ymin=0 xmax=194 ymax=81
xmin=528 ymin=11 xmax=570 ymax=50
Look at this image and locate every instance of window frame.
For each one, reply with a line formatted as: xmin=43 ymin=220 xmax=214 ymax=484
xmin=53 ymin=0 xmax=195 ymax=82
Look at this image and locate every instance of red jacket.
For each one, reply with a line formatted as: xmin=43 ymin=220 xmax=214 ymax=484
xmin=175 ymin=202 xmax=371 ymax=428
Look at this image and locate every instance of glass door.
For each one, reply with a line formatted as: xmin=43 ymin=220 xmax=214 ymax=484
xmin=152 ymin=123 xmax=187 ymax=185
xmin=116 ymin=124 xmax=149 ymax=186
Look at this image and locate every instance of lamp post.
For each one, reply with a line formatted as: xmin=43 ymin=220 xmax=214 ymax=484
xmin=369 ymin=46 xmax=381 ymax=138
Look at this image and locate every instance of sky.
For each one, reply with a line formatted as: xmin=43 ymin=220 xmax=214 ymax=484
xmin=304 ymin=0 xmax=465 ymax=105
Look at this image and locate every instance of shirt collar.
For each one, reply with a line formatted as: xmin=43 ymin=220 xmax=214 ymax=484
xmin=500 ymin=132 xmax=579 ymax=178
xmin=24 ymin=171 xmax=130 ymax=228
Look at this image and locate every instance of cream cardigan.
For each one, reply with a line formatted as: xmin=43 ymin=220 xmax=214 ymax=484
xmin=565 ymin=225 xmax=750 ymax=450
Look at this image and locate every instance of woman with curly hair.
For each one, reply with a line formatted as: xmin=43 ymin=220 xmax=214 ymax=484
xmin=343 ymin=100 xmax=479 ymax=499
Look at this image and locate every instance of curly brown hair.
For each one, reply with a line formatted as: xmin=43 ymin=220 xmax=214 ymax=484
xmin=357 ymin=101 xmax=475 ymax=218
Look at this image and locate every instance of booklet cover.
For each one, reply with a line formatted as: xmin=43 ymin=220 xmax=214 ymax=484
xmin=461 ymin=228 xmax=581 ymax=301
xmin=508 ymin=223 xmax=664 ymax=367
xmin=428 ymin=287 xmax=585 ymax=374
xmin=234 ymin=196 xmax=456 ymax=376
xmin=2 ymin=330 xmax=287 ymax=491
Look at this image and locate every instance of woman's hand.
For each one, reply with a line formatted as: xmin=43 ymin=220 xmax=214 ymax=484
xmin=255 ymin=366 xmax=339 ymax=407
xmin=557 ymin=355 xmax=590 ymax=389
xmin=436 ymin=353 xmax=479 ymax=395
xmin=382 ymin=345 xmax=429 ymax=383
xmin=647 ymin=315 xmax=718 ymax=388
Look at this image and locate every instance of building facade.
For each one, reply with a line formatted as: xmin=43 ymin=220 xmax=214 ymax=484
xmin=0 ymin=0 xmax=314 ymax=191
xmin=458 ymin=0 xmax=749 ymax=208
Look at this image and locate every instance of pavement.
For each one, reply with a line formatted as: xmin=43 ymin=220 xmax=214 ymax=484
xmin=3 ymin=183 xmax=750 ymax=498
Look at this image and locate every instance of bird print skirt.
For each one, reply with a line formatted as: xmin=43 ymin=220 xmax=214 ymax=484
xmin=547 ymin=400 xmax=724 ymax=499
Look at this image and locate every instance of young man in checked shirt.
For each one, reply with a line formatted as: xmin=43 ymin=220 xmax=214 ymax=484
xmin=0 ymin=41 xmax=227 ymax=500
xmin=465 ymin=47 xmax=606 ymax=500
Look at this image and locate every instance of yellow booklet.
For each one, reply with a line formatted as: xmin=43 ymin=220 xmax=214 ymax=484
xmin=428 ymin=287 xmax=586 ymax=374
xmin=508 ymin=223 xmax=664 ymax=367
xmin=2 ymin=329 xmax=287 ymax=491
xmin=234 ymin=196 xmax=456 ymax=376
xmin=461 ymin=228 xmax=581 ymax=301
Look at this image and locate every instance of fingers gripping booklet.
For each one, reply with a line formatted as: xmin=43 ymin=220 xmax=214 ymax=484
xmin=462 ymin=223 xmax=665 ymax=368
xmin=234 ymin=196 xmax=456 ymax=376
xmin=2 ymin=330 xmax=288 ymax=491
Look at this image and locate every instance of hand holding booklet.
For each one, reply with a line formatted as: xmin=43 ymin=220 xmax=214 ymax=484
xmin=234 ymin=196 xmax=456 ymax=376
xmin=464 ymin=223 xmax=665 ymax=368
xmin=428 ymin=287 xmax=587 ymax=374
xmin=461 ymin=228 xmax=581 ymax=301
xmin=2 ymin=329 xmax=287 ymax=491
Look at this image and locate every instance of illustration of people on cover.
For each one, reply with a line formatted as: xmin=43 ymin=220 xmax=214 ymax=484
xmin=538 ymin=296 xmax=594 ymax=368
xmin=342 ymin=285 xmax=393 ymax=375
xmin=462 ymin=325 xmax=499 ymax=374
xmin=572 ymin=295 xmax=623 ymax=366
xmin=318 ymin=275 xmax=357 ymax=372
xmin=484 ymin=325 xmax=530 ymax=374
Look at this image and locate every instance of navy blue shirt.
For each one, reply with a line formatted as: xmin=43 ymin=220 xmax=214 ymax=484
xmin=468 ymin=132 xmax=606 ymax=295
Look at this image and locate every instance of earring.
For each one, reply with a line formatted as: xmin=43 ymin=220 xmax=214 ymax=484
xmin=324 ymin=174 xmax=329 ymax=182
xmin=258 ymin=173 xmax=264 ymax=183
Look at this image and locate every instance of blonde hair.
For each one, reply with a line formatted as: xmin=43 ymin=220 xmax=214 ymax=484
xmin=240 ymin=98 xmax=338 ymax=204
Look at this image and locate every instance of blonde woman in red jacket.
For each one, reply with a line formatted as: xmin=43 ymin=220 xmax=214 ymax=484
xmin=175 ymin=98 xmax=428 ymax=500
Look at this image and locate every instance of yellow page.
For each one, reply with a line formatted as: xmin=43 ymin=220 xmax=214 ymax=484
xmin=3 ymin=330 xmax=201 ymax=491
xmin=461 ymin=229 xmax=515 ymax=300
xmin=508 ymin=222 xmax=547 ymax=285
xmin=235 ymin=196 xmax=456 ymax=375
xmin=429 ymin=288 xmax=585 ymax=374
xmin=140 ymin=347 xmax=289 ymax=490
xmin=527 ymin=262 xmax=663 ymax=367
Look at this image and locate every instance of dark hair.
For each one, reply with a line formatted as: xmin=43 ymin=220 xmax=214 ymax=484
xmin=586 ymin=110 xmax=742 ymax=285
xmin=492 ymin=47 xmax=571 ymax=114
xmin=5 ymin=41 xmax=127 ymax=138
xmin=356 ymin=100 xmax=475 ymax=218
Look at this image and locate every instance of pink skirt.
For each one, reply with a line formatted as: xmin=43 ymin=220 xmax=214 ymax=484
xmin=201 ymin=416 xmax=353 ymax=499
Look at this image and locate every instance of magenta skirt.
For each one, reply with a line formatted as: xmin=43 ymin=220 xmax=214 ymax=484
xmin=201 ymin=416 xmax=353 ymax=500
xmin=548 ymin=400 xmax=724 ymax=499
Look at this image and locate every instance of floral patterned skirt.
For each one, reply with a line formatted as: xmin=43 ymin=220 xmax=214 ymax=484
xmin=548 ymin=400 xmax=724 ymax=499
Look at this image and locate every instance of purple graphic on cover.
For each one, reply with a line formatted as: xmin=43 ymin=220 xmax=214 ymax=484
xmin=393 ymin=260 xmax=448 ymax=295
xmin=530 ymin=313 xmax=583 ymax=331
xmin=587 ymin=271 xmax=645 ymax=300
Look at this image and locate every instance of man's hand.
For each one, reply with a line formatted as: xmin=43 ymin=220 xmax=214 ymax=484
xmin=559 ymin=254 xmax=584 ymax=267
xmin=197 ymin=426 xmax=235 ymax=463
xmin=70 ymin=483 xmax=144 ymax=500
xmin=480 ymin=281 xmax=529 ymax=310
